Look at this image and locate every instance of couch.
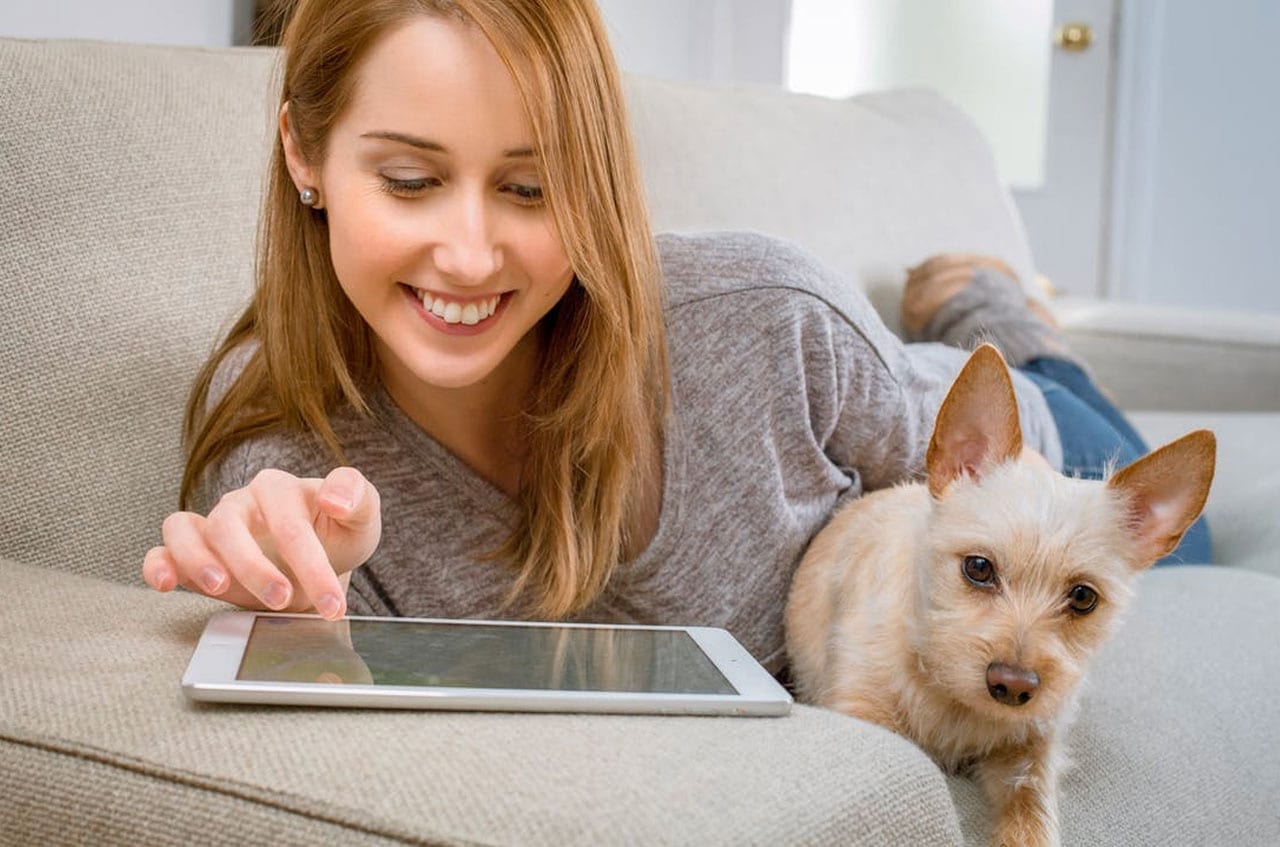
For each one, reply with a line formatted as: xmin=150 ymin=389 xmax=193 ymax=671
xmin=3 ymin=37 xmax=1279 ymax=846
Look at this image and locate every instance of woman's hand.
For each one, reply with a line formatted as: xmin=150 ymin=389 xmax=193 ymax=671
xmin=141 ymin=467 xmax=382 ymax=621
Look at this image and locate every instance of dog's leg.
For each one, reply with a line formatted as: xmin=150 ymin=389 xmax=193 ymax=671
xmin=973 ymin=734 xmax=1062 ymax=847
xmin=824 ymin=685 xmax=901 ymax=732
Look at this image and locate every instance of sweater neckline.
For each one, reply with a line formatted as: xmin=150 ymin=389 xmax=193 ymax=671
xmin=367 ymin=382 xmax=687 ymax=576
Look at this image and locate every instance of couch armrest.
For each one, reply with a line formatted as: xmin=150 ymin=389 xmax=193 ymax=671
xmin=1051 ymin=296 xmax=1280 ymax=412
xmin=1 ymin=559 xmax=966 ymax=846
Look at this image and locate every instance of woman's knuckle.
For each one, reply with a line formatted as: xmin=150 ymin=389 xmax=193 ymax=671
xmin=273 ymin=520 xmax=312 ymax=553
xmin=251 ymin=468 xmax=292 ymax=489
xmin=203 ymin=510 xmax=243 ymax=547
xmin=161 ymin=511 xmax=183 ymax=533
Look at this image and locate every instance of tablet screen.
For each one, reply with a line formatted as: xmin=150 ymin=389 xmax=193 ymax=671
xmin=236 ymin=617 xmax=737 ymax=695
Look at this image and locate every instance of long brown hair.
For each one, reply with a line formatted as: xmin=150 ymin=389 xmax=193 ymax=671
xmin=181 ymin=0 xmax=668 ymax=618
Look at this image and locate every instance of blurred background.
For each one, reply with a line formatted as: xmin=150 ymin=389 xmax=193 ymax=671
xmin=3 ymin=0 xmax=1276 ymax=313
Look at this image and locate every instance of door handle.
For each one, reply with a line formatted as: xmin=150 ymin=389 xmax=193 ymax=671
xmin=1056 ymin=22 xmax=1094 ymax=52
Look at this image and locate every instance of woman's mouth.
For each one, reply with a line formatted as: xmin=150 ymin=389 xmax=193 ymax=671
xmin=400 ymin=284 xmax=511 ymax=335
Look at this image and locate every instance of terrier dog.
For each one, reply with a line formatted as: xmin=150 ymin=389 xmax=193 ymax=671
xmin=785 ymin=344 xmax=1215 ymax=847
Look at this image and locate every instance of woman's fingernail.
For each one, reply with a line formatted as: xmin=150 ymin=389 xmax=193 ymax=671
xmin=262 ymin=581 xmax=291 ymax=609
xmin=326 ymin=490 xmax=354 ymax=511
xmin=317 ymin=593 xmax=343 ymax=619
xmin=200 ymin=567 xmax=226 ymax=594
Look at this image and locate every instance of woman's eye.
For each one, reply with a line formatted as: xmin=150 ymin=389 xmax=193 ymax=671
xmin=379 ymin=176 xmax=438 ymax=196
xmin=962 ymin=555 xmax=996 ymax=586
xmin=503 ymin=183 xmax=544 ymax=204
xmin=1067 ymin=584 xmax=1099 ymax=615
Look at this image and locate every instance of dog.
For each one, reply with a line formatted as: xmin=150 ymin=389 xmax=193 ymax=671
xmin=785 ymin=344 xmax=1215 ymax=847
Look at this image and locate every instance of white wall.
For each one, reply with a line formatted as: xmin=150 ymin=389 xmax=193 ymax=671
xmin=595 ymin=0 xmax=789 ymax=86
xmin=0 ymin=0 xmax=250 ymax=47
xmin=1108 ymin=0 xmax=1280 ymax=313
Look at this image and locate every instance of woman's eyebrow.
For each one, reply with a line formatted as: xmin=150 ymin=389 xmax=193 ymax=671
xmin=359 ymin=130 xmax=533 ymax=158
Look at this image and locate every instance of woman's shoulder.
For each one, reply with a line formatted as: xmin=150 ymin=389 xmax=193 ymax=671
xmin=657 ymin=230 xmax=818 ymax=292
xmin=655 ymin=230 xmax=886 ymax=336
xmin=206 ymin=338 xmax=260 ymax=412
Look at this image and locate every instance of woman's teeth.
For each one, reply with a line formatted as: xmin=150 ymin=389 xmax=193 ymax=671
xmin=418 ymin=290 xmax=500 ymax=325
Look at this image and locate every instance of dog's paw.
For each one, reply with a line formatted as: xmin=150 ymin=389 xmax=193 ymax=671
xmin=991 ymin=810 xmax=1059 ymax=847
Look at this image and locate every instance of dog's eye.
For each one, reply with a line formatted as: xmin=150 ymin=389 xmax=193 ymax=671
xmin=962 ymin=556 xmax=996 ymax=586
xmin=1067 ymin=584 xmax=1099 ymax=614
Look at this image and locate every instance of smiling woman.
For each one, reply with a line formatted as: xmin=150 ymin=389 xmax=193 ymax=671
xmin=166 ymin=0 xmax=667 ymax=621
xmin=142 ymin=0 xmax=1167 ymax=679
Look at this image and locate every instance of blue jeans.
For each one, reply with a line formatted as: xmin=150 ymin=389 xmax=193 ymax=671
xmin=1018 ymin=358 xmax=1212 ymax=565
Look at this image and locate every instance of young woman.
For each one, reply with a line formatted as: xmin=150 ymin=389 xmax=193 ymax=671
xmin=141 ymin=0 xmax=1207 ymax=674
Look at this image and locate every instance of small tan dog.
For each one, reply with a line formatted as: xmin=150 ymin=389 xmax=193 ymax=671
xmin=786 ymin=344 xmax=1215 ymax=847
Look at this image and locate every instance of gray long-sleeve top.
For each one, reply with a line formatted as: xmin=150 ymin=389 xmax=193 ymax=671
xmin=200 ymin=231 xmax=1061 ymax=672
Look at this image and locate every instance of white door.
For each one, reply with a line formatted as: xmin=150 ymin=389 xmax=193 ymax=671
xmin=1106 ymin=0 xmax=1280 ymax=314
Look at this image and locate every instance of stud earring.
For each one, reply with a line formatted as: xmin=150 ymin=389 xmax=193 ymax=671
xmin=299 ymin=187 xmax=319 ymax=207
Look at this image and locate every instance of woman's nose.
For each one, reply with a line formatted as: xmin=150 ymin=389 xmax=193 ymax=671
xmin=432 ymin=192 xmax=502 ymax=285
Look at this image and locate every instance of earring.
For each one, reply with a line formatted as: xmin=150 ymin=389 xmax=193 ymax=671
xmin=299 ymin=187 xmax=319 ymax=207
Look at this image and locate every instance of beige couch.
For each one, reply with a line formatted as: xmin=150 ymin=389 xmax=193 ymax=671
xmin=3 ymin=38 xmax=1279 ymax=846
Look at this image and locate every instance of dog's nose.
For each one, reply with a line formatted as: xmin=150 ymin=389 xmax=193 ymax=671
xmin=986 ymin=662 xmax=1040 ymax=706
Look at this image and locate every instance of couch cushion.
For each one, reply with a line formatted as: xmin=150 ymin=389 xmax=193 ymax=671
xmin=0 ymin=39 xmax=277 ymax=583
xmin=0 ymin=558 xmax=964 ymax=846
xmin=6 ymin=558 xmax=1279 ymax=845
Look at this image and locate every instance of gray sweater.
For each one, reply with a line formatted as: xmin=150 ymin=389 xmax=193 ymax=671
xmin=202 ymin=231 xmax=1061 ymax=672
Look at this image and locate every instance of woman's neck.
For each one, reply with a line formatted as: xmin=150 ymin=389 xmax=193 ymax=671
xmin=376 ymin=335 xmax=666 ymax=560
xmin=378 ymin=338 xmax=539 ymax=499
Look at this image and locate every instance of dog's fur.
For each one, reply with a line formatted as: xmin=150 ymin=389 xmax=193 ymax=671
xmin=785 ymin=345 xmax=1215 ymax=847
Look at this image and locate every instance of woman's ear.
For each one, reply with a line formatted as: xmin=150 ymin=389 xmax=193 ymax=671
xmin=279 ymin=102 xmax=323 ymax=207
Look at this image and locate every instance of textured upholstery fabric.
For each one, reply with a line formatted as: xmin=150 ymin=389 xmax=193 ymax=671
xmin=1 ymin=741 xmax=412 ymax=847
xmin=5 ymin=559 xmax=1279 ymax=845
xmin=0 ymin=39 xmax=276 ymax=583
xmin=0 ymin=558 xmax=964 ymax=847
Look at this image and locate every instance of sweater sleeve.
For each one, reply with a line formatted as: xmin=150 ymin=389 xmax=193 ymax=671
xmin=758 ymin=237 xmax=1063 ymax=491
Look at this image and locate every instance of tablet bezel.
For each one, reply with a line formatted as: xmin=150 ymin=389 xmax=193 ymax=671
xmin=182 ymin=612 xmax=792 ymax=716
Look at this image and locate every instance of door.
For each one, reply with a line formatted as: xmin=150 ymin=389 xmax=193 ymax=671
xmin=1105 ymin=0 xmax=1280 ymax=313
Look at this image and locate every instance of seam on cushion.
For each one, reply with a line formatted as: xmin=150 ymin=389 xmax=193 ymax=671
xmin=0 ymin=726 xmax=492 ymax=847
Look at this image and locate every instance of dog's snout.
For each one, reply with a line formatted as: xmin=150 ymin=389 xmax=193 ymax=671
xmin=986 ymin=662 xmax=1040 ymax=706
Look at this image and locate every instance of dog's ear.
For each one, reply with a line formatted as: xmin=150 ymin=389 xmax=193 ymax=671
xmin=926 ymin=344 xmax=1023 ymax=498
xmin=1107 ymin=429 xmax=1216 ymax=567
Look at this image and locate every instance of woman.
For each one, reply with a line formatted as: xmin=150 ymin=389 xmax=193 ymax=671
xmin=141 ymin=0 xmax=1205 ymax=673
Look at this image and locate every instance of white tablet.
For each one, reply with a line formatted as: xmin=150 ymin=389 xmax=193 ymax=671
xmin=182 ymin=612 xmax=792 ymax=717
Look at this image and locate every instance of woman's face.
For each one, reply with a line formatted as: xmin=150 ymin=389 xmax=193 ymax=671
xmin=283 ymin=15 xmax=574 ymax=396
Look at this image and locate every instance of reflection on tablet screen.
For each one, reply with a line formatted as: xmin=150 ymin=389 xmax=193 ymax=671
xmin=237 ymin=618 xmax=737 ymax=695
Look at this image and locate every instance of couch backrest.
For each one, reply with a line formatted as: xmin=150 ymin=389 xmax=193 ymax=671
xmin=1 ymin=39 xmax=276 ymax=582
xmin=626 ymin=75 xmax=1035 ymax=319
xmin=0 ymin=38 xmax=1032 ymax=582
